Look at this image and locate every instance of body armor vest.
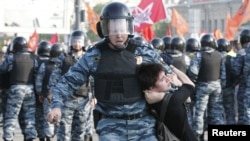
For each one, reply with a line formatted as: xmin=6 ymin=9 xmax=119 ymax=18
xmin=171 ymin=53 xmax=187 ymax=73
xmin=62 ymin=52 xmax=89 ymax=97
xmin=42 ymin=61 xmax=57 ymax=96
xmin=94 ymin=42 xmax=142 ymax=104
xmin=198 ymin=51 xmax=221 ymax=82
xmin=61 ymin=53 xmax=77 ymax=75
xmin=10 ymin=53 xmax=35 ymax=85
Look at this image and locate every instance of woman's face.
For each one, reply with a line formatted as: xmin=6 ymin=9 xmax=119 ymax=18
xmin=150 ymin=71 xmax=172 ymax=92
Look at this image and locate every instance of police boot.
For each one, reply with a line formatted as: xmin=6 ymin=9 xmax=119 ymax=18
xmin=39 ymin=138 xmax=45 ymax=141
xmin=195 ymin=134 xmax=201 ymax=141
xmin=199 ymin=133 xmax=205 ymax=141
xmin=24 ymin=139 xmax=35 ymax=141
xmin=46 ymin=137 xmax=52 ymax=141
xmin=84 ymin=135 xmax=93 ymax=141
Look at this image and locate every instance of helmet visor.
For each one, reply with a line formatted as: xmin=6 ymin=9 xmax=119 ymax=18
xmin=70 ymin=36 xmax=84 ymax=47
xmin=108 ymin=19 xmax=129 ymax=35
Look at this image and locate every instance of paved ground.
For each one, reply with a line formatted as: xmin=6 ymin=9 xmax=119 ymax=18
xmin=0 ymin=122 xmax=207 ymax=141
xmin=0 ymin=123 xmax=99 ymax=141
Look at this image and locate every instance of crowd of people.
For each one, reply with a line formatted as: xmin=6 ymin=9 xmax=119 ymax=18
xmin=0 ymin=1 xmax=249 ymax=141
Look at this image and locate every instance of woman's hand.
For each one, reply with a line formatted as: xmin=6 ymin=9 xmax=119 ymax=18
xmin=167 ymin=73 xmax=182 ymax=87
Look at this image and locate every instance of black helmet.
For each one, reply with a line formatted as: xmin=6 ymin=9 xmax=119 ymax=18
xmin=171 ymin=37 xmax=185 ymax=52
xmin=11 ymin=36 xmax=29 ymax=53
xmin=50 ymin=43 xmax=64 ymax=58
xmin=133 ymin=36 xmax=146 ymax=45
xmin=217 ymin=38 xmax=231 ymax=52
xmin=200 ymin=34 xmax=217 ymax=49
xmin=37 ymin=41 xmax=52 ymax=57
xmin=99 ymin=2 xmax=134 ymax=38
xmin=186 ymin=38 xmax=200 ymax=52
xmin=150 ymin=37 xmax=164 ymax=52
xmin=162 ymin=36 xmax=172 ymax=52
xmin=239 ymin=29 xmax=250 ymax=46
xmin=69 ymin=30 xmax=85 ymax=48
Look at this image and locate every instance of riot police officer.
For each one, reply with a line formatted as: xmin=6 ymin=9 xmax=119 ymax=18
xmin=35 ymin=43 xmax=64 ymax=141
xmin=170 ymin=37 xmax=189 ymax=73
xmin=234 ymin=29 xmax=250 ymax=125
xmin=0 ymin=36 xmax=38 ymax=141
xmin=162 ymin=36 xmax=172 ymax=54
xmin=34 ymin=41 xmax=52 ymax=141
xmin=47 ymin=2 xmax=172 ymax=141
xmin=187 ymin=34 xmax=225 ymax=140
xmin=217 ymin=38 xmax=236 ymax=125
xmin=48 ymin=30 xmax=94 ymax=141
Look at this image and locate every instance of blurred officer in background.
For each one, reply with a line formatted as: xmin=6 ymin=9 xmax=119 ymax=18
xmin=237 ymin=29 xmax=250 ymax=125
xmin=187 ymin=34 xmax=225 ymax=141
xmin=170 ymin=37 xmax=189 ymax=73
xmin=217 ymin=38 xmax=237 ymax=125
xmin=34 ymin=41 xmax=52 ymax=141
xmin=0 ymin=36 xmax=38 ymax=141
xmin=35 ymin=43 xmax=64 ymax=141
xmin=48 ymin=30 xmax=94 ymax=141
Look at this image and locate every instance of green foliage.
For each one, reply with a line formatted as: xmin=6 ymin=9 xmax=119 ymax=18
xmin=153 ymin=21 xmax=169 ymax=38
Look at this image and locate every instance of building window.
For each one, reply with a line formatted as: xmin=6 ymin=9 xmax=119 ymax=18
xmin=209 ymin=20 xmax=212 ymax=32
xmin=221 ymin=19 xmax=225 ymax=32
xmin=214 ymin=19 xmax=218 ymax=29
xmin=202 ymin=20 xmax=205 ymax=31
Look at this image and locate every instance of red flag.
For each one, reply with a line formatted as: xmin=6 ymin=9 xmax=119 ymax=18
xmin=86 ymin=2 xmax=99 ymax=35
xmin=226 ymin=0 xmax=250 ymax=39
xmin=171 ymin=8 xmax=189 ymax=37
xmin=28 ymin=29 xmax=39 ymax=52
xmin=49 ymin=33 xmax=58 ymax=44
xmin=213 ymin=28 xmax=223 ymax=39
xmin=133 ymin=0 xmax=166 ymax=32
xmin=141 ymin=26 xmax=155 ymax=42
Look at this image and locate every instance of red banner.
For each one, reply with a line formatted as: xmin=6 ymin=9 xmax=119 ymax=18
xmin=49 ymin=33 xmax=58 ymax=44
xmin=28 ymin=29 xmax=39 ymax=52
xmin=133 ymin=0 xmax=166 ymax=32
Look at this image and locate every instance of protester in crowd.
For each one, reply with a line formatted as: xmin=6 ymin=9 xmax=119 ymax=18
xmin=136 ymin=63 xmax=197 ymax=141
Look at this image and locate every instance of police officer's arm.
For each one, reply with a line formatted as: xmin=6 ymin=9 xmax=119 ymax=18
xmin=48 ymin=53 xmax=64 ymax=90
xmin=220 ymin=58 xmax=227 ymax=88
xmin=35 ymin=62 xmax=46 ymax=96
xmin=187 ymin=52 xmax=201 ymax=83
xmin=136 ymin=45 xmax=172 ymax=74
xmin=50 ymin=55 xmax=90 ymax=109
xmin=232 ymin=48 xmax=245 ymax=76
xmin=0 ymin=54 xmax=13 ymax=73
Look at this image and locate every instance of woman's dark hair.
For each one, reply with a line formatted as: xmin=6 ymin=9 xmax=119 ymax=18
xmin=136 ymin=63 xmax=165 ymax=90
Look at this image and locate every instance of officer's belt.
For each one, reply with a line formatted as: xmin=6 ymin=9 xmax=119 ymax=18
xmin=102 ymin=111 xmax=149 ymax=120
xmin=72 ymin=93 xmax=87 ymax=98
